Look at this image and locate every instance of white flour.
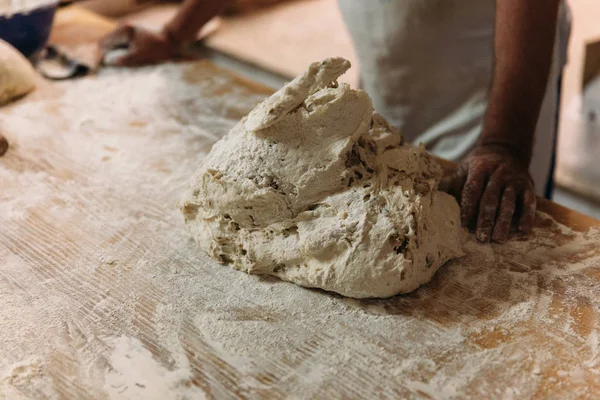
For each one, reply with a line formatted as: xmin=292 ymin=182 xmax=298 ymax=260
xmin=1 ymin=62 xmax=599 ymax=399
xmin=104 ymin=336 xmax=206 ymax=400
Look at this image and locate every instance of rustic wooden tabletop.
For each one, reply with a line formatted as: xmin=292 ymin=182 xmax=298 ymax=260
xmin=1 ymin=8 xmax=600 ymax=399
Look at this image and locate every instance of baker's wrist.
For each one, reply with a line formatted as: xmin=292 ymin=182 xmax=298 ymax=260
xmin=474 ymin=140 xmax=532 ymax=167
xmin=162 ymin=25 xmax=188 ymax=56
xmin=479 ymin=107 xmax=535 ymax=164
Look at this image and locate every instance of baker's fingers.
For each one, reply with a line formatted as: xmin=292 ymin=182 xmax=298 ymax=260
xmin=99 ymin=25 xmax=135 ymax=55
xmin=475 ymin=174 xmax=503 ymax=243
xmin=492 ymin=186 xmax=517 ymax=243
xmin=460 ymin=166 xmax=487 ymax=229
xmin=518 ymin=188 xmax=537 ymax=233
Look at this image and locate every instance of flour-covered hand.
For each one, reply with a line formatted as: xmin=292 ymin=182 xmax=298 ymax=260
xmin=99 ymin=25 xmax=179 ymax=67
xmin=450 ymin=144 xmax=536 ymax=243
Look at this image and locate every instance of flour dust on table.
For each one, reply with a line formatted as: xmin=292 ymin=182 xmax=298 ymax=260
xmin=182 ymin=57 xmax=465 ymax=298
xmin=2 ymin=58 xmax=600 ymax=398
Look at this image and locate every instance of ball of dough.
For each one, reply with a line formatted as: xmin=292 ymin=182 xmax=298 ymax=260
xmin=182 ymin=58 xmax=465 ymax=298
xmin=103 ymin=48 xmax=130 ymax=66
xmin=0 ymin=39 xmax=36 ymax=106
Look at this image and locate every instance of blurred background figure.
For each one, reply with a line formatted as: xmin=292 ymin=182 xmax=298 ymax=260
xmin=95 ymin=0 xmax=570 ymax=243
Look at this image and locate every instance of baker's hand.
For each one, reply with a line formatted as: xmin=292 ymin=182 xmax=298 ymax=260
xmin=98 ymin=24 xmax=179 ymax=67
xmin=449 ymin=144 xmax=536 ymax=243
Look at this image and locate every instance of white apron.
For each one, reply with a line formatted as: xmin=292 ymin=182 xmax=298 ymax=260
xmin=339 ymin=0 xmax=571 ymax=196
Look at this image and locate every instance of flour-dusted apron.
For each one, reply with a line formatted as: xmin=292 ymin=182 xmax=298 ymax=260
xmin=339 ymin=0 xmax=571 ymax=196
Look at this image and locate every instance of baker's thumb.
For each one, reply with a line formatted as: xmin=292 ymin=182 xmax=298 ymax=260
xmin=99 ymin=24 xmax=136 ymax=59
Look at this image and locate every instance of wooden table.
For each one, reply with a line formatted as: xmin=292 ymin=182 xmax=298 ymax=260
xmin=204 ymin=0 xmax=360 ymax=87
xmin=1 ymin=8 xmax=600 ymax=400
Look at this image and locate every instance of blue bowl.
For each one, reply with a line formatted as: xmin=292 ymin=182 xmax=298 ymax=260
xmin=0 ymin=2 xmax=58 ymax=59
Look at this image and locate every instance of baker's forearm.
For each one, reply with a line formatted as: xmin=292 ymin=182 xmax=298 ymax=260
xmin=163 ymin=0 xmax=233 ymax=46
xmin=480 ymin=0 xmax=560 ymax=165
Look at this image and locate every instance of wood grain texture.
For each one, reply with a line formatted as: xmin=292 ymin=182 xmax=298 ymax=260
xmin=2 ymin=9 xmax=600 ymax=400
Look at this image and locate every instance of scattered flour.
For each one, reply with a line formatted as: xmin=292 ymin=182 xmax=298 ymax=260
xmin=1 ymin=61 xmax=599 ymax=399
xmin=104 ymin=336 xmax=205 ymax=400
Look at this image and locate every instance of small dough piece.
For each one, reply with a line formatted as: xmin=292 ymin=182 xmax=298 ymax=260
xmin=182 ymin=57 xmax=465 ymax=298
xmin=103 ymin=48 xmax=131 ymax=66
xmin=0 ymin=39 xmax=36 ymax=106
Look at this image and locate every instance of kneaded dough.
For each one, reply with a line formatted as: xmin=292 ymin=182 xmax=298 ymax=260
xmin=182 ymin=57 xmax=464 ymax=298
xmin=0 ymin=39 xmax=36 ymax=106
xmin=102 ymin=48 xmax=130 ymax=66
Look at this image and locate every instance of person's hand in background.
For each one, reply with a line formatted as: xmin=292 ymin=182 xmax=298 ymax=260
xmin=98 ymin=0 xmax=232 ymax=67
xmin=99 ymin=24 xmax=179 ymax=66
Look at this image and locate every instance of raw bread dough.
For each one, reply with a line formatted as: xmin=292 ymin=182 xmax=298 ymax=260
xmin=0 ymin=39 xmax=36 ymax=106
xmin=103 ymin=48 xmax=131 ymax=66
xmin=182 ymin=58 xmax=464 ymax=298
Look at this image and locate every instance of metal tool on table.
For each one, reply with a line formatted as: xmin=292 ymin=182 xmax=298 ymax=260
xmin=36 ymin=44 xmax=91 ymax=80
xmin=35 ymin=1 xmax=94 ymax=80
